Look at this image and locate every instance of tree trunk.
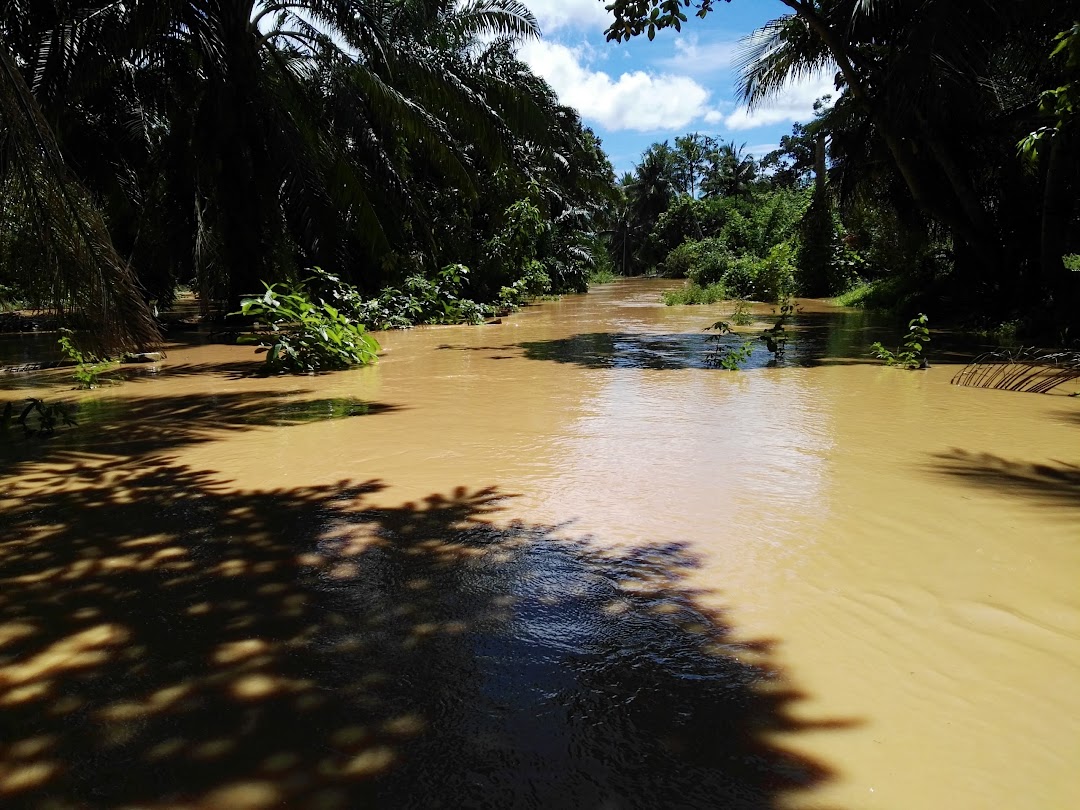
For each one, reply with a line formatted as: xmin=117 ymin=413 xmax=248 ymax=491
xmin=1041 ymin=131 xmax=1072 ymax=288
xmin=813 ymin=131 xmax=827 ymax=198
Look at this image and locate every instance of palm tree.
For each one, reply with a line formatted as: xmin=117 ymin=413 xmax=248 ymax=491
xmin=0 ymin=3 xmax=159 ymax=351
xmin=673 ymin=133 xmax=708 ymax=197
xmin=627 ymin=143 xmax=677 ymax=225
xmin=702 ymin=141 xmax=757 ymax=198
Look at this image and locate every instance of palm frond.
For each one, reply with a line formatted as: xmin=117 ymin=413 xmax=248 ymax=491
xmin=735 ymin=14 xmax=834 ymax=109
xmin=0 ymin=47 xmax=158 ymax=351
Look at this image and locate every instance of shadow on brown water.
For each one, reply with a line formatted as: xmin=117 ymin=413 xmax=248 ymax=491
xmin=0 ymin=391 xmax=404 ymax=463
xmin=930 ymin=449 xmax=1080 ymax=509
xmin=0 ymin=455 xmax=853 ymax=809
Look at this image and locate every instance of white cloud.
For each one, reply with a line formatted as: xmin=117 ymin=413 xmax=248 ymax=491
xmin=518 ymin=39 xmax=712 ymax=132
xmin=656 ymin=34 xmax=741 ymax=75
xmin=524 ymin=0 xmax=613 ymax=35
xmin=744 ymin=143 xmax=779 ymax=160
xmin=724 ymin=69 xmax=835 ymax=131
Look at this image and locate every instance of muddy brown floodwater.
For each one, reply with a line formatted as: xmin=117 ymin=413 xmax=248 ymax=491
xmin=1 ymin=279 xmax=1078 ymax=809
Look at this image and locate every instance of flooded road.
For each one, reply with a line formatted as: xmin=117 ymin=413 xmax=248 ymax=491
xmin=2 ymin=279 xmax=1078 ymax=809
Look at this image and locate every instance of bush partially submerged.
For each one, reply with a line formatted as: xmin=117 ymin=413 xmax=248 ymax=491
xmin=661 ymin=281 xmax=728 ymax=305
xmin=236 ymin=279 xmax=379 ymax=374
xmin=350 ymin=265 xmax=493 ymax=329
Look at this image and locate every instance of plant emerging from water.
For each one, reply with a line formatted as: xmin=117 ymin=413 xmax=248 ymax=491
xmin=662 ymin=281 xmax=727 ymax=306
xmin=344 ymin=265 xmax=494 ymax=329
xmin=761 ymin=298 xmax=799 ymax=362
xmin=704 ymin=321 xmax=755 ymax=370
xmin=730 ymin=299 xmax=753 ymax=326
xmin=58 ymin=330 xmax=116 ymax=389
xmin=587 ymin=267 xmax=619 ymax=285
xmin=236 ymin=278 xmax=379 ymax=373
xmin=872 ymin=313 xmax=931 ymax=369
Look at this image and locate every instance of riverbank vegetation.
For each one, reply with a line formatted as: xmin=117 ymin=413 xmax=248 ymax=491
xmin=1 ymin=2 xmax=1077 ymax=365
xmin=0 ymin=1 xmax=615 ymax=356
xmin=606 ymin=3 xmax=1080 ymax=343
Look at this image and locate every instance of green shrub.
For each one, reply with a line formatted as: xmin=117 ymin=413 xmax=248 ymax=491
xmin=871 ymin=313 xmax=930 ymax=369
xmin=754 ymin=241 xmax=797 ymax=302
xmin=661 ymin=281 xmax=727 ymax=305
xmin=236 ymin=279 xmax=380 ymax=373
xmin=351 ymin=264 xmax=494 ymax=328
xmin=588 ymin=267 xmax=619 ymax=285
xmin=648 ymin=197 xmax=705 ymax=264
xmin=718 ymin=210 xmax=756 ymax=255
xmin=479 ymin=197 xmax=548 ymax=293
xmin=730 ymin=299 xmax=753 ymax=325
xmin=664 ymin=238 xmax=732 ymax=285
xmin=751 ymin=187 xmax=810 ymax=255
xmin=833 ymin=276 xmax=915 ymax=311
xmin=498 ymin=260 xmax=552 ymax=308
xmin=58 ymin=330 xmax=116 ymax=389
xmin=722 ymin=256 xmax=758 ymax=299
xmin=704 ymin=321 xmax=754 ymax=370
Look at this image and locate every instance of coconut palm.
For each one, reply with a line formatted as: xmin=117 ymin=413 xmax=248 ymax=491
xmin=701 ymin=141 xmax=758 ymax=199
xmin=2 ymin=0 xmax=601 ymax=332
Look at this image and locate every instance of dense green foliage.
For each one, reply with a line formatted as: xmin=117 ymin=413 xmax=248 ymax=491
xmin=618 ymin=146 xmax=805 ymax=304
xmin=605 ymin=1 xmax=1080 ymax=339
xmin=236 ymin=279 xmax=380 ymax=373
xmin=4 ymin=2 xmax=1077 ymax=348
xmin=661 ymin=281 xmax=728 ymax=306
xmin=0 ymin=0 xmax=616 ymax=351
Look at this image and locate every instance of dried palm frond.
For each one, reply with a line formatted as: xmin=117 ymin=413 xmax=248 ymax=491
xmin=951 ymin=347 xmax=1080 ymax=394
xmin=0 ymin=48 xmax=159 ymax=353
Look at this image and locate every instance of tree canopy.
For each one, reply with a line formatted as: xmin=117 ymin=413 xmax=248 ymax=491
xmin=605 ymin=0 xmax=1080 ymax=332
xmin=1 ymin=0 xmax=616 ymax=349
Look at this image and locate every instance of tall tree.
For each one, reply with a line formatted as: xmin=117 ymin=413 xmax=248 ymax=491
xmin=604 ymin=0 xmax=1080 ymax=326
xmin=702 ymin=140 xmax=757 ymax=199
xmin=673 ymin=133 xmax=708 ymax=197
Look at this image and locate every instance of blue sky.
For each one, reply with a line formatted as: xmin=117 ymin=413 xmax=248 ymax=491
xmin=515 ymin=0 xmax=835 ymax=176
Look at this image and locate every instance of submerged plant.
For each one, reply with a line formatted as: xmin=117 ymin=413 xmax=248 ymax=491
xmin=662 ymin=281 xmax=727 ymax=306
xmin=350 ymin=264 xmax=495 ymax=328
xmin=58 ymin=330 xmax=116 ymax=389
xmin=236 ymin=279 xmax=379 ymax=374
xmin=587 ymin=267 xmax=619 ymax=285
xmin=761 ymin=298 xmax=799 ymax=362
xmin=731 ymin=299 xmax=753 ymax=326
xmin=872 ymin=313 xmax=930 ymax=369
xmin=704 ymin=321 xmax=755 ymax=370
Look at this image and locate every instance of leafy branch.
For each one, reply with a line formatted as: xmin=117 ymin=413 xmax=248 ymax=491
xmin=872 ymin=313 xmax=930 ymax=369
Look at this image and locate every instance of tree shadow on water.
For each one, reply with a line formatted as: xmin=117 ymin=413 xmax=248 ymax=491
xmin=0 ymin=391 xmax=404 ymax=470
xmin=0 ymin=460 xmax=853 ymax=809
xmin=930 ymin=448 xmax=1080 ymax=508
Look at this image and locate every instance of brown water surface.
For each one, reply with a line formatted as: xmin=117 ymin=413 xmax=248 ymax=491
xmin=1 ymin=279 xmax=1078 ymax=809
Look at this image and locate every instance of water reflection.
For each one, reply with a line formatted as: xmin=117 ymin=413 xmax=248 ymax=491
xmin=0 ymin=458 xmax=849 ymax=808
xmin=516 ymin=311 xmax=882 ymax=371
